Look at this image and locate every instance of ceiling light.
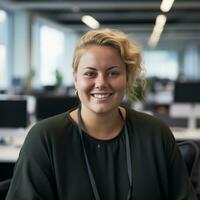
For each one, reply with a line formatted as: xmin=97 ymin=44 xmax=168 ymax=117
xmin=155 ymin=14 xmax=167 ymax=27
xmin=153 ymin=25 xmax=164 ymax=35
xmin=148 ymin=14 xmax=167 ymax=48
xmin=148 ymin=32 xmax=161 ymax=48
xmin=0 ymin=10 xmax=6 ymax=23
xmin=160 ymin=0 xmax=175 ymax=12
xmin=81 ymin=15 xmax=100 ymax=29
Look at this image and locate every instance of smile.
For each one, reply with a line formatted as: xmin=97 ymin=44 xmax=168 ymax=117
xmin=91 ymin=93 xmax=112 ymax=99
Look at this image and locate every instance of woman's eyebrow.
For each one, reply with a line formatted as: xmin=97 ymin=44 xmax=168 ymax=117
xmin=81 ymin=66 xmax=120 ymax=71
xmin=82 ymin=66 xmax=97 ymax=70
xmin=106 ymin=66 xmax=120 ymax=71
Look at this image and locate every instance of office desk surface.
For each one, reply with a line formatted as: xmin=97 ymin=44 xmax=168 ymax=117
xmin=172 ymin=128 xmax=200 ymax=140
xmin=0 ymin=145 xmax=20 ymax=163
xmin=0 ymin=128 xmax=28 ymax=163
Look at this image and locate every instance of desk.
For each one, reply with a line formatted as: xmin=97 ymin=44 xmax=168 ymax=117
xmin=0 ymin=128 xmax=28 ymax=162
xmin=0 ymin=146 xmax=20 ymax=163
xmin=172 ymin=128 xmax=200 ymax=140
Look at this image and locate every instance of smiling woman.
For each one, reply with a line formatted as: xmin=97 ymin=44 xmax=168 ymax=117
xmin=72 ymin=29 xmax=143 ymax=101
xmin=74 ymin=45 xmax=127 ymax=116
xmin=6 ymin=29 xmax=197 ymax=200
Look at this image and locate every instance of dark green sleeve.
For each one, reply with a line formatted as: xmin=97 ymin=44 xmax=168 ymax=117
xmin=163 ymin=126 xmax=197 ymax=200
xmin=6 ymin=123 xmax=57 ymax=200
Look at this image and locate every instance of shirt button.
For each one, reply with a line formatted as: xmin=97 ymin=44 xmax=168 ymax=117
xmin=97 ymin=144 xmax=101 ymax=148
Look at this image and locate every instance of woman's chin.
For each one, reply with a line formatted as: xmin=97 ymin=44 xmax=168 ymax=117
xmin=89 ymin=104 xmax=118 ymax=114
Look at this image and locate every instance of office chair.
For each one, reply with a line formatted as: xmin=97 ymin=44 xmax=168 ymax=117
xmin=177 ymin=140 xmax=200 ymax=199
xmin=0 ymin=162 xmax=15 ymax=200
xmin=0 ymin=178 xmax=11 ymax=199
xmin=177 ymin=140 xmax=199 ymax=175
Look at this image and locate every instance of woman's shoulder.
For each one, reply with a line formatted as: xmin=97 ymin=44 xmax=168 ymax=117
xmin=126 ymin=107 xmax=163 ymax=125
xmin=30 ymin=112 xmax=69 ymax=134
xmin=125 ymin=107 xmax=176 ymax=153
xmin=23 ymin=110 xmax=76 ymax=151
xmin=126 ymin=107 xmax=172 ymax=137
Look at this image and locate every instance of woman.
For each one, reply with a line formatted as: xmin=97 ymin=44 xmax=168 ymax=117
xmin=6 ymin=29 xmax=196 ymax=200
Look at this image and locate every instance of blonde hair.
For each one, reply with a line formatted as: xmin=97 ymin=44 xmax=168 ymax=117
xmin=72 ymin=29 xmax=144 ymax=101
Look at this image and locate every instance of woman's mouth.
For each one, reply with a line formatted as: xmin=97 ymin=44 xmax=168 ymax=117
xmin=91 ymin=93 xmax=112 ymax=100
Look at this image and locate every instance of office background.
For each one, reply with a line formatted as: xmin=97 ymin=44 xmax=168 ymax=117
xmin=1 ymin=0 xmax=200 ymax=128
xmin=0 ymin=0 xmax=200 ymax=199
xmin=0 ymin=0 xmax=200 ymax=129
xmin=1 ymin=0 xmax=200 ymax=89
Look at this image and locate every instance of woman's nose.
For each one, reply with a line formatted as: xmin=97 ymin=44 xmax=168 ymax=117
xmin=95 ymin=75 xmax=108 ymax=89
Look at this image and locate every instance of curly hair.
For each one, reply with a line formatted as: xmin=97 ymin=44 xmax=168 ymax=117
xmin=72 ymin=29 xmax=144 ymax=101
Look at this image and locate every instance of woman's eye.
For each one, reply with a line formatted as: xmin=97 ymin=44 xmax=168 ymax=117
xmin=108 ymin=71 xmax=120 ymax=77
xmin=84 ymin=71 xmax=96 ymax=78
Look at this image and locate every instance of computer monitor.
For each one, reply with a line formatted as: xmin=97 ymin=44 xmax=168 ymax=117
xmin=170 ymin=81 xmax=200 ymax=129
xmin=174 ymin=81 xmax=200 ymax=103
xmin=35 ymin=96 xmax=80 ymax=120
xmin=0 ymin=99 xmax=28 ymax=128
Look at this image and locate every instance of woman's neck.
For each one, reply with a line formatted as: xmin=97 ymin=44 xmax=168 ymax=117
xmin=79 ymin=107 xmax=125 ymax=140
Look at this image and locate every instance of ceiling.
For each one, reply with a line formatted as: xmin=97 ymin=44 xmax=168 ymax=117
xmin=1 ymin=0 xmax=200 ymax=40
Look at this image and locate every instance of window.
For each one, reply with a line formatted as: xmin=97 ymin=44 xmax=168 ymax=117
xmin=144 ymin=50 xmax=178 ymax=80
xmin=0 ymin=9 xmax=8 ymax=89
xmin=183 ymin=45 xmax=200 ymax=80
xmin=40 ymin=25 xmax=65 ymax=86
xmin=0 ymin=45 xmax=6 ymax=86
xmin=32 ymin=19 xmax=78 ymax=88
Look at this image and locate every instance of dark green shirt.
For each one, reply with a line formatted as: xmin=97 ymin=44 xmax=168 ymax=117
xmin=6 ymin=107 xmax=197 ymax=200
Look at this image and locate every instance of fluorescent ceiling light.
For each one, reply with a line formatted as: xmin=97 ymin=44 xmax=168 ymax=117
xmin=0 ymin=10 xmax=6 ymax=23
xmin=81 ymin=15 xmax=100 ymax=29
xmin=148 ymin=14 xmax=167 ymax=47
xmin=160 ymin=0 xmax=175 ymax=12
xmin=153 ymin=25 xmax=164 ymax=35
xmin=148 ymin=32 xmax=161 ymax=47
xmin=155 ymin=14 xmax=167 ymax=27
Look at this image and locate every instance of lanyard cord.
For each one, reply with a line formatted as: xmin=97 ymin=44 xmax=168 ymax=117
xmin=125 ymin=121 xmax=132 ymax=200
xmin=77 ymin=108 xmax=132 ymax=200
xmin=77 ymin=108 xmax=101 ymax=200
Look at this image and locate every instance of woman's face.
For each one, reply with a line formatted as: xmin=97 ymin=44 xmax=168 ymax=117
xmin=74 ymin=45 xmax=127 ymax=115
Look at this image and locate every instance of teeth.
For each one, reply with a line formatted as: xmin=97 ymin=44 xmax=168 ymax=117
xmin=93 ymin=94 xmax=110 ymax=99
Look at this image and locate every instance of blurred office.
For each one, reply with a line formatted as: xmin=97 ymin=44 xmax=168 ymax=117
xmin=0 ymin=0 xmax=200 ymax=199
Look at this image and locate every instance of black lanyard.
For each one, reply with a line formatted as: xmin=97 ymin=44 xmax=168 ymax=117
xmin=77 ymin=108 xmax=133 ymax=200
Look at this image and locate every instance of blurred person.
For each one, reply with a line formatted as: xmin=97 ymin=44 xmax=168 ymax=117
xmin=6 ymin=29 xmax=197 ymax=200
